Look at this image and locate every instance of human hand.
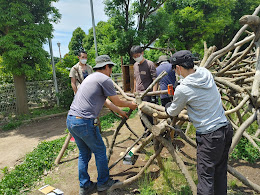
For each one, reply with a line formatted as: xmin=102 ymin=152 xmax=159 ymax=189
xmin=129 ymin=102 xmax=137 ymax=110
xmin=119 ymin=110 xmax=128 ymax=118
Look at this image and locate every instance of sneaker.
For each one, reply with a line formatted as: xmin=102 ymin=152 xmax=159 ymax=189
xmin=70 ymin=136 xmax=75 ymax=142
xmin=97 ymin=178 xmax=119 ymax=192
xmin=79 ymin=182 xmax=96 ymax=195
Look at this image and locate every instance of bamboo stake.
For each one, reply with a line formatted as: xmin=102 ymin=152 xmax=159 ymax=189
xmin=55 ymin=133 xmax=72 ymax=165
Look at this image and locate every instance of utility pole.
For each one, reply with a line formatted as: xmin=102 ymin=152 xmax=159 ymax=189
xmin=48 ymin=38 xmax=60 ymax=106
xmin=57 ymin=42 xmax=62 ymax=61
xmin=90 ymin=0 xmax=98 ymax=57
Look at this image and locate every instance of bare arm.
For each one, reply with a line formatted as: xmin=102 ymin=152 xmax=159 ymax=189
xmin=109 ymin=95 xmax=137 ymax=110
xmin=71 ymin=77 xmax=77 ymax=94
xmin=104 ymin=99 xmax=128 ymax=118
xmin=153 ymin=82 xmax=158 ymax=92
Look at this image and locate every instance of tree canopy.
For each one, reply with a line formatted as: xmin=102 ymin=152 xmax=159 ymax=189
xmin=104 ymin=0 xmax=169 ymax=56
xmin=0 ymin=0 xmax=61 ymax=114
xmin=0 ymin=0 xmax=61 ymax=78
xmin=157 ymin=0 xmax=260 ymax=55
xmin=68 ymin=27 xmax=87 ymax=56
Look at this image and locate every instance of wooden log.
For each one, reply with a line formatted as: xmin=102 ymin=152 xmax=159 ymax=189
xmin=112 ymin=80 xmax=135 ymax=101
xmin=156 ymin=136 xmax=197 ymax=195
xmin=166 ymin=124 xmax=197 ymax=148
xmin=216 ymin=39 xmax=255 ymax=75
xmin=55 ymin=133 xmax=72 ymax=165
xmin=255 ymin=128 xmax=260 ymax=137
xmin=108 ymin=144 xmax=163 ymax=191
xmin=239 ymin=15 xmax=260 ymax=25
xmin=214 ymin=77 xmax=244 ymax=93
xmin=151 ymin=119 xmax=169 ymax=137
xmin=229 ymin=111 xmax=257 ymax=154
xmin=228 ymin=165 xmax=260 ymax=193
xmin=203 ymin=5 xmax=260 ymax=68
xmin=232 ymin=71 xmax=256 ymax=77
xmin=134 ymin=132 xmax=154 ymax=153
xmin=228 ymin=96 xmax=243 ymax=125
xmin=152 ymin=113 xmax=165 ymax=171
xmin=124 ymin=90 xmax=168 ymax=97
xmin=251 ymin=135 xmax=260 ymax=142
xmin=139 ymin=102 xmax=189 ymax=121
xmin=107 ymin=109 xmax=133 ymax=162
xmin=140 ymin=71 xmax=167 ymax=99
xmin=185 ymin=122 xmax=192 ymax=135
xmin=255 ymin=109 xmax=260 ymax=137
xmin=109 ymin=130 xmax=148 ymax=170
xmin=200 ymin=42 xmax=217 ymax=67
xmin=229 ymin=76 xmax=247 ymax=83
xmin=153 ymin=137 xmax=165 ymax=171
xmin=251 ymin=40 xmax=260 ymax=97
xmin=139 ymin=102 xmax=168 ymax=119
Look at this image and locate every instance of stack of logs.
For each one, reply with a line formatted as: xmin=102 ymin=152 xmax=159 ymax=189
xmin=108 ymin=5 xmax=260 ymax=194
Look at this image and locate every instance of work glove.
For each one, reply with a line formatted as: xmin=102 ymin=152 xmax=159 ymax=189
xmin=165 ymin=102 xmax=172 ymax=116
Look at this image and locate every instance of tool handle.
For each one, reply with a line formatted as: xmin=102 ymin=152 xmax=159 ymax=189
xmin=168 ymin=84 xmax=174 ymax=96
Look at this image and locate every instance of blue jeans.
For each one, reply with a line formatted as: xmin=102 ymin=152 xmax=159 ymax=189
xmin=66 ymin=115 xmax=109 ymax=187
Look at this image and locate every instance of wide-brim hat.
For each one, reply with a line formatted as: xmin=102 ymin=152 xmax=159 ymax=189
xmin=93 ymin=55 xmax=116 ymax=69
xmin=170 ymin=50 xmax=193 ymax=65
xmin=157 ymin=55 xmax=170 ymax=64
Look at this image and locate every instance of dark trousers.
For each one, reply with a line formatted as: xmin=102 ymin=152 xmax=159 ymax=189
xmin=161 ymin=97 xmax=172 ymax=107
xmin=196 ymin=124 xmax=233 ymax=195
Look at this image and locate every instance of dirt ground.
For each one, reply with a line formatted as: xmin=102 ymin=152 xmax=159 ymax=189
xmin=0 ymin=109 xmax=259 ymax=195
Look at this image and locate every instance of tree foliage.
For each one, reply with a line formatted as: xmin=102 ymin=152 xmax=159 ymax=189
xmin=83 ymin=21 xmax=125 ymax=71
xmin=158 ymin=0 xmax=260 ymax=55
xmin=104 ymin=0 xmax=169 ymax=56
xmin=68 ymin=27 xmax=87 ymax=56
xmin=0 ymin=0 xmax=60 ymax=78
xmin=0 ymin=0 xmax=61 ymax=114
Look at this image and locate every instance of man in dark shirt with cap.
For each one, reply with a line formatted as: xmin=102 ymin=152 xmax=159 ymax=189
xmin=156 ymin=55 xmax=176 ymax=106
xmin=67 ymin=55 xmax=137 ymax=194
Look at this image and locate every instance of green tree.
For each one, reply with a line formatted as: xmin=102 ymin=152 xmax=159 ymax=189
xmin=68 ymin=27 xmax=87 ymax=56
xmin=0 ymin=0 xmax=60 ymax=114
xmin=157 ymin=0 xmax=260 ymax=56
xmin=83 ymin=21 xmax=124 ymax=71
xmin=104 ymin=0 xmax=169 ymax=57
xmin=213 ymin=0 xmax=260 ymax=50
xmin=160 ymin=0 xmax=236 ymax=55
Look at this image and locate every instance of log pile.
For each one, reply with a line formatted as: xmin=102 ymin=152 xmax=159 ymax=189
xmin=108 ymin=5 xmax=260 ymax=194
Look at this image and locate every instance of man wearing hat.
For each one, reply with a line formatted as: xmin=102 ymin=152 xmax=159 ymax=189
xmin=165 ymin=50 xmax=233 ymax=195
xmin=156 ymin=55 xmax=176 ymax=106
xmin=67 ymin=55 xmax=137 ymax=194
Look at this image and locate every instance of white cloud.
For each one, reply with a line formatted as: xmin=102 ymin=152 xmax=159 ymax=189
xmin=44 ymin=0 xmax=108 ymax=58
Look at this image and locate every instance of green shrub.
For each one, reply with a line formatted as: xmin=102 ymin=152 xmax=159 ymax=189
xmin=230 ymin=137 xmax=260 ymax=163
xmin=0 ymin=137 xmax=76 ymax=194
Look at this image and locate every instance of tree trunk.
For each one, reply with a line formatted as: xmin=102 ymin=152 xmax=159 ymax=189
xmin=13 ymin=74 xmax=29 ymax=114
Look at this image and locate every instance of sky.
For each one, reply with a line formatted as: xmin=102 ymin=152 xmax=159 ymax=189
xmin=43 ymin=0 xmax=108 ymax=58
